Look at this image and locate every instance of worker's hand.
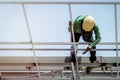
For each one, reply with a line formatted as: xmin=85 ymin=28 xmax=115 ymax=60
xmin=69 ymin=20 xmax=72 ymax=27
xmin=82 ymin=45 xmax=92 ymax=55
xmin=86 ymin=45 xmax=92 ymax=51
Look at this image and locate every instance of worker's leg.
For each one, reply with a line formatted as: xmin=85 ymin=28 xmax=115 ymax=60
xmin=86 ymin=46 xmax=97 ymax=74
xmin=89 ymin=46 xmax=97 ymax=63
xmin=71 ymin=33 xmax=81 ymax=62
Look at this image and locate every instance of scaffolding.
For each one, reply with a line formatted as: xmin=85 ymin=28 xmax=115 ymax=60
xmin=0 ymin=1 xmax=120 ymax=80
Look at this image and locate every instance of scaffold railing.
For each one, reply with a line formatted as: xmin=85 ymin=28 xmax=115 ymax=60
xmin=0 ymin=48 xmax=119 ymax=51
xmin=0 ymin=1 xmax=120 ymax=4
xmin=0 ymin=42 xmax=120 ymax=45
xmin=0 ymin=42 xmax=119 ymax=51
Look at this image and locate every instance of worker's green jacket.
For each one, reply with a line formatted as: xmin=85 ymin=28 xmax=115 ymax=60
xmin=68 ymin=15 xmax=101 ymax=47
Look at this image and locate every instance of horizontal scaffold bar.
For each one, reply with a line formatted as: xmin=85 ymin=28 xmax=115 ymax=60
xmin=0 ymin=42 xmax=120 ymax=45
xmin=0 ymin=1 xmax=120 ymax=4
xmin=0 ymin=48 xmax=119 ymax=51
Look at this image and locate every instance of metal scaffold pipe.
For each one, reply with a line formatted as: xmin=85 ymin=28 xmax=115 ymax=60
xmin=114 ymin=3 xmax=119 ymax=77
xmin=0 ymin=42 xmax=119 ymax=45
xmin=0 ymin=48 xmax=119 ymax=51
xmin=22 ymin=3 xmax=41 ymax=78
xmin=0 ymin=1 xmax=120 ymax=4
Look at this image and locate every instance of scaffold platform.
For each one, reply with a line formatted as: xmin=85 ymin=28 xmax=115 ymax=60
xmin=0 ymin=56 xmax=119 ymax=80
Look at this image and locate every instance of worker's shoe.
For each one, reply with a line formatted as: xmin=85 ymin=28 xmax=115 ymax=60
xmin=86 ymin=67 xmax=92 ymax=74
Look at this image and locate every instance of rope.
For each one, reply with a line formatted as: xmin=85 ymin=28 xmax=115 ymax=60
xmin=22 ymin=3 xmax=41 ymax=79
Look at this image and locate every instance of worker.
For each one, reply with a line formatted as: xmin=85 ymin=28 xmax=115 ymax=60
xmin=68 ymin=15 xmax=101 ymax=63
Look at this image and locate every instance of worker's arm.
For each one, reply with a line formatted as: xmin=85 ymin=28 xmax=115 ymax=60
xmin=82 ymin=23 xmax=101 ymax=55
xmin=90 ymin=23 xmax=101 ymax=47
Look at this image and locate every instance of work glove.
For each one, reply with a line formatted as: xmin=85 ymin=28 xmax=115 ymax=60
xmin=69 ymin=20 xmax=72 ymax=27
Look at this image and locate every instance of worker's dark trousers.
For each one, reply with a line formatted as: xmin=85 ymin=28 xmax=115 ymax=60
xmin=71 ymin=33 xmax=96 ymax=63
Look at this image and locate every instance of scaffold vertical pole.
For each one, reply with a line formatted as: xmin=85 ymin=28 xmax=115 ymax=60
xmin=114 ymin=2 xmax=119 ymax=77
xmin=68 ymin=3 xmax=80 ymax=80
xmin=71 ymin=62 xmax=76 ymax=80
xmin=22 ymin=3 xmax=41 ymax=79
